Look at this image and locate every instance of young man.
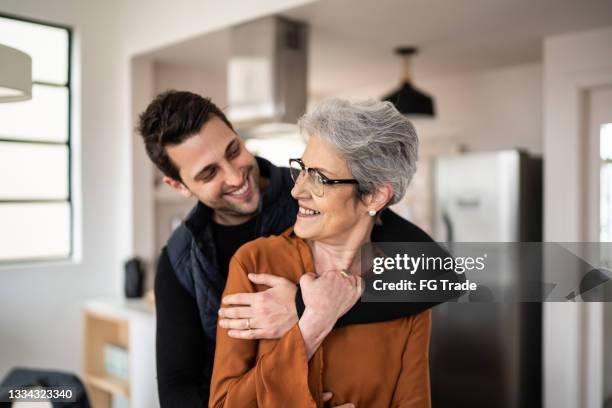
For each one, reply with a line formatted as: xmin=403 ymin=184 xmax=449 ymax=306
xmin=139 ymin=91 xmax=444 ymax=407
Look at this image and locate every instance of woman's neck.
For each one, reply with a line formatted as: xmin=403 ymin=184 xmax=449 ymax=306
xmin=309 ymin=220 xmax=374 ymax=276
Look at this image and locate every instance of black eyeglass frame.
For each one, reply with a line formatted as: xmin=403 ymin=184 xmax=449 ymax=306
xmin=289 ymin=158 xmax=359 ymax=186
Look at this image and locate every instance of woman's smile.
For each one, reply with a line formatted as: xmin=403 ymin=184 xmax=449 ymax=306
xmin=297 ymin=204 xmax=321 ymax=218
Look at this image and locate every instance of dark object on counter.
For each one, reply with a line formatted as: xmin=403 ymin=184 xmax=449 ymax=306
xmin=382 ymin=46 xmax=435 ymax=117
xmin=0 ymin=367 xmax=90 ymax=408
xmin=124 ymin=257 xmax=144 ymax=298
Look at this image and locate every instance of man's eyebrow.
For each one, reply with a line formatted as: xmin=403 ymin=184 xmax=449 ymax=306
xmin=193 ymin=163 xmax=215 ymax=180
xmin=193 ymin=138 xmax=239 ymax=180
xmin=225 ymin=138 xmax=239 ymax=155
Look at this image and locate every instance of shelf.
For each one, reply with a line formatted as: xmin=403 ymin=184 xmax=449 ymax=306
xmin=83 ymin=298 xmax=158 ymax=408
xmin=85 ymin=374 xmax=130 ymax=397
xmin=84 ymin=298 xmax=155 ymax=320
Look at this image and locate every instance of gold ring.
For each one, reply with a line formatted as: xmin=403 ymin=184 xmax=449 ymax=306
xmin=246 ymin=318 xmax=251 ymax=330
xmin=340 ymin=269 xmax=351 ymax=278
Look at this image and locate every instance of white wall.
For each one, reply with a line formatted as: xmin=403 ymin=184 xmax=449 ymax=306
xmin=0 ymin=0 xmax=128 ymax=376
xmin=154 ymin=62 xmax=227 ymax=108
xmin=319 ymin=62 xmax=543 ymax=155
xmin=542 ymin=26 xmax=612 ymax=408
xmin=130 ymin=57 xmax=156 ymax=285
xmin=544 ymin=27 xmax=612 ymax=241
xmin=118 ymin=0 xmax=316 ymax=58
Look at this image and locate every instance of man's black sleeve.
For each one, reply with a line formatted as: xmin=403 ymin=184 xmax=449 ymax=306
xmin=155 ymin=248 xmax=209 ymax=407
xmin=294 ymin=287 xmax=440 ymax=327
xmin=294 ymin=210 xmax=462 ymax=327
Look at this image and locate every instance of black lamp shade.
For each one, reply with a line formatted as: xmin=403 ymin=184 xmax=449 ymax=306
xmin=383 ymin=80 xmax=435 ymax=116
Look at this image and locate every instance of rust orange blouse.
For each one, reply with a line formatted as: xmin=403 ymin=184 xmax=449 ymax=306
xmin=209 ymin=227 xmax=432 ymax=408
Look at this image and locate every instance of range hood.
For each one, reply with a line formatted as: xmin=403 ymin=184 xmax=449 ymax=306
xmin=227 ymin=16 xmax=308 ymax=131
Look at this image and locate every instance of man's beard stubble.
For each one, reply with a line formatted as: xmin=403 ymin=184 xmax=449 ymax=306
xmin=212 ymin=165 xmax=260 ymax=218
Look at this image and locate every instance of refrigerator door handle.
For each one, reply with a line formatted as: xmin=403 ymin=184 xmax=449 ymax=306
xmin=456 ymin=196 xmax=481 ymax=208
xmin=441 ymin=208 xmax=454 ymax=242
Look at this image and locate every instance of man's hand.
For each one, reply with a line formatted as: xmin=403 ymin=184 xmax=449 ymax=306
xmin=298 ymin=271 xmax=363 ymax=358
xmin=323 ymin=391 xmax=356 ymax=408
xmin=218 ymin=273 xmax=298 ymax=340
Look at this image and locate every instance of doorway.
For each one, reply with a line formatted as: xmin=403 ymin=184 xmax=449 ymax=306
xmin=586 ymin=86 xmax=612 ymax=407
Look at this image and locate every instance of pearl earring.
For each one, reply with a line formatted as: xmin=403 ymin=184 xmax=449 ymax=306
xmin=368 ymin=209 xmax=377 ymax=216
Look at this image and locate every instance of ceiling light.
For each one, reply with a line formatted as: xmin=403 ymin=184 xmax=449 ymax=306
xmin=0 ymin=43 xmax=32 ymax=103
xmin=382 ymin=46 xmax=435 ymax=117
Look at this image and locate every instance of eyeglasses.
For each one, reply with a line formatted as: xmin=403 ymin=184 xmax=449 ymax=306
xmin=289 ymin=158 xmax=358 ymax=197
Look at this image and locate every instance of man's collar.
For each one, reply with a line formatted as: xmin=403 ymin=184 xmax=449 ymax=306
xmin=255 ymin=156 xmax=286 ymax=208
xmin=184 ymin=200 xmax=213 ymax=235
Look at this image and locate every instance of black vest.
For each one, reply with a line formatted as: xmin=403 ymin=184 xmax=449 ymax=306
xmin=165 ymin=157 xmax=298 ymax=345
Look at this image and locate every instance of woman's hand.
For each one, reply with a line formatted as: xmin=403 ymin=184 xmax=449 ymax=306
xmin=298 ymin=270 xmax=363 ymax=358
xmin=300 ymin=270 xmax=363 ymax=323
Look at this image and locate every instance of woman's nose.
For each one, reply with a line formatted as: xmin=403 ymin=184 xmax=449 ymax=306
xmin=291 ymin=172 xmax=310 ymax=199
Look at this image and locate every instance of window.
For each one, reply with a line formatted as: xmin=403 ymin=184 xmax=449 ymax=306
xmin=601 ymin=123 xmax=612 ymax=242
xmin=0 ymin=14 xmax=72 ymax=263
xmin=242 ymin=124 xmax=306 ymax=167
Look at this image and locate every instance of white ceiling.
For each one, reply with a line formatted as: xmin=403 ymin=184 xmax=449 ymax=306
xmin=147 ymin=28 xmax=231 ymax=72
xmin=146 ymin=0 xmax=612 ymax=96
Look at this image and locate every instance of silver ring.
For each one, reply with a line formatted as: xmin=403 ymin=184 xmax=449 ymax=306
xmin=245 ymin=318 xmax=251 ymax=330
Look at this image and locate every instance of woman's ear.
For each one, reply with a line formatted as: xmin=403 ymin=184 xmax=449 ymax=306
xmin=364 ymin=183 xmax=394 ymax=213
xmin=163 ymin=176 xmax=193 ymax=198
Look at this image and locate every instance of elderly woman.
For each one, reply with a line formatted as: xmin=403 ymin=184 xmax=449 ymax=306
xmin=209 ymin=99 xmax=431 ymax=408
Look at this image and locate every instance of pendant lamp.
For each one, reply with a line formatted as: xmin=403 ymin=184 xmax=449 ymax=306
xmin=382 ymin=46 xmax=434 ymax=117
xmin=0 ymin=43 xmax=32 ymax=102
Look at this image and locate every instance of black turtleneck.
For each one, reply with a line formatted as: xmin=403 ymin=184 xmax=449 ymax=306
xmin=210 ymin=216 xmax=258 ymax=278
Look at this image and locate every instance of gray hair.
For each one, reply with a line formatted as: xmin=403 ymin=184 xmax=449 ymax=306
xmin=298 ymin=98 xmax=418 ymax=206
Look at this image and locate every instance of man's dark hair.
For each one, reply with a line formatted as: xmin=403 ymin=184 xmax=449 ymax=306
xmin=138 ymin=90 xmax=234 ymax=181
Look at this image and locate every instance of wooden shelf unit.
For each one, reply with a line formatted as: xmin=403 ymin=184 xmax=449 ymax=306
xmin=83 ymin=299 xmax=157 ymax=408
xmin=84 ymin=373 xmax=130 ymax=399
